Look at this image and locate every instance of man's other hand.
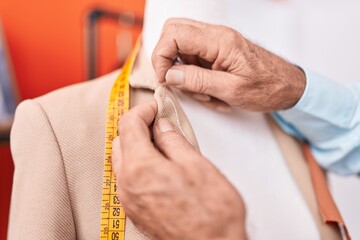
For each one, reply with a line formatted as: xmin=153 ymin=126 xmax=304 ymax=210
xmin=112 ymin=101 xmax=247 ymax=240
xmin=152 ymin=18 xmax=306 ymax=112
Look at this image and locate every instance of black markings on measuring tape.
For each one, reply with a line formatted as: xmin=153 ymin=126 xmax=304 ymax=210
xmin=100 ymin=40 xmax=140 ymax=240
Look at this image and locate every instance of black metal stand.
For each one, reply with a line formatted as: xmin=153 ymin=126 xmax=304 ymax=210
xmin=84 ymin=8 xmax=143 ymax=80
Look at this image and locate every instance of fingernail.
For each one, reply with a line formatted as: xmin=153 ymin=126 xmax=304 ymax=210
xmin=193 ymin=93 xmax=211 ymax=102
xmin=216 ymin=105 xmax=232 ymax=113
xmin=157 ymin=118 xmax=174 ymax=133
xmin=165 ymin=68 xmax=184 ymax=85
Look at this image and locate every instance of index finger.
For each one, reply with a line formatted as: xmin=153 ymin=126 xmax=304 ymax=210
xmin=151 ymin=18 xmax=221 ymax=82
xmin=118 ymin=100 xmax=160 ymax=164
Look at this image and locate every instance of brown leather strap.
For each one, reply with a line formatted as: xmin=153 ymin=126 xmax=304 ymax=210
xmin=303 ymin=145 xmax=351 ymax=240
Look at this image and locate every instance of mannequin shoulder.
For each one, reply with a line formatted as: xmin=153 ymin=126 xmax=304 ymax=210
xmin=15 ymin=70 xmax=119 ymax=125
xmin=35 ymin=70 xmax=120 ymax=111
xmin=11 ymin=70 xmax=120 ymax=150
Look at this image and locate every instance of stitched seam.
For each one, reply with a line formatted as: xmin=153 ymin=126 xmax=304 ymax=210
xmin=165 ymin=96 xmax=196 ymax=149
xmin=33 ymin=99 xmax=77 ymax=234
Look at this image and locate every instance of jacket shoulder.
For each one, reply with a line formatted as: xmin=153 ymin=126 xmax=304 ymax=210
xmin=10 ymin=70 xmax=119 ymax=239
xmin=9 ymin=98 xmax=77 ymax=239
xmin=35 ymin=70 xmax=118 ymax=115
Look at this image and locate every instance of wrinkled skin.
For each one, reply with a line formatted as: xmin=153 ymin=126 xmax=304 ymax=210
xmin=112 ymin=101 xmax=247 ymax=240
xmin=152 ymin=18 xmax=306 ymax=112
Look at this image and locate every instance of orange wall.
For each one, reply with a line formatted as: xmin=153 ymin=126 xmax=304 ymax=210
xmin=0 ymin=0 xmax=144 ymax=99
xmin=0 ymin=0 xmax=145 ymax=238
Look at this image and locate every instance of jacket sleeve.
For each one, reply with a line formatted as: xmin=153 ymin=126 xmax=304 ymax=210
xmin=272 ymin=68 xmax=360 ymax=175
xmin=8 ymin=99 xmax=76 ymax=240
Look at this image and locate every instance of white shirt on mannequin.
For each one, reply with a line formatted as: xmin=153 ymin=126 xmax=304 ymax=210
xmin=142 ymin=0 xmax=319 ymax=239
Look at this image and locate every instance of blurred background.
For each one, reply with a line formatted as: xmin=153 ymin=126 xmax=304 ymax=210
xmin=0 ymin=0 xmax=359 ymax=239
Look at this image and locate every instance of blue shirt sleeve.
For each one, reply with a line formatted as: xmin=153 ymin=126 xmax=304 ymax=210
xmin=272 ymin=68 xmax=360 ymax=175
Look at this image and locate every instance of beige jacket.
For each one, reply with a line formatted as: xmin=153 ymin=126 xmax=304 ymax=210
xmin=8 ymin=51 xmax=341 ymax=239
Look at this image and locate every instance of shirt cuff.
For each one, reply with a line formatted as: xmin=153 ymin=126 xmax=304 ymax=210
xmin=275 ymin=68 xmax=358 ymax=142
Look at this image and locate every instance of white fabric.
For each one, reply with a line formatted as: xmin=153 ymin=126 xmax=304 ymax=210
xmin=177 ymin=93 xmax=320 ymax=239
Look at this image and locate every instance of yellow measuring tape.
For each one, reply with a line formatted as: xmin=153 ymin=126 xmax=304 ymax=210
xmin=100 ymin=39 xmax=141 ymax=240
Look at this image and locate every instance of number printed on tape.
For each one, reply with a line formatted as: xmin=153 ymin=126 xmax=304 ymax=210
xmin=100 ymin=38 xmax=141 ymax=240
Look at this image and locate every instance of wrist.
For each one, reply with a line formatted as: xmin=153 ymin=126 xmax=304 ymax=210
xmin=245 ymin=41 xmax=306 ymax=111
xmin=284 ymin=65 xmax=306 ymax=109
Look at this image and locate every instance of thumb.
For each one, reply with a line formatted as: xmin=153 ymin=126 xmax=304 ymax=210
xmin=165 ymin=64 xmax=236 ymax=103
xmin=153 ymin=118 xmax=200 ymax=163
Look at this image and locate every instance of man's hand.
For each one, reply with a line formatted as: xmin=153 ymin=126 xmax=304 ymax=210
xmin=112 ymin=101 xmax=247 ymax=240
xmin=152 ymin=18 xmax=306 ymax=112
